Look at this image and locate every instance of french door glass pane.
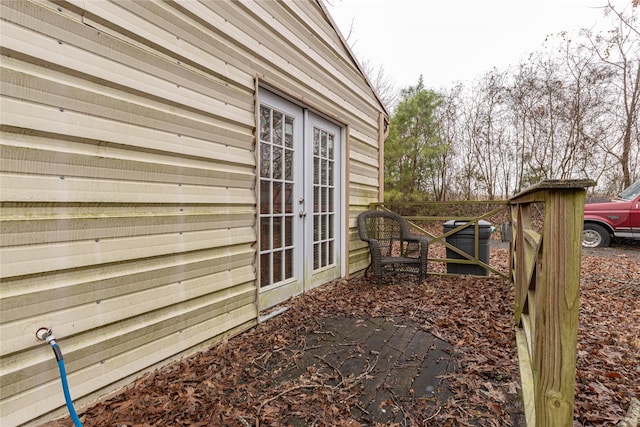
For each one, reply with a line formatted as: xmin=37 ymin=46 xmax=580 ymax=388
xmin=273 ymin=147 xmax=282 ymax=180
xmin=285 ymin=216 xmax=293 ymax=246
xmin=328 ymin=188 xmax=334 ymax=212
xmin=273 ymin=112 xmax=283 ymax=146
xmin=320 ymin=132 xmax=327 ymax=157
xmin=284 ymin=183 xmax=293 ymax=213
xmin=321 ymin=188 xmax=327 ymax=213
xmin=285 ymin=117 xmax=294 ymax=148
xmin=260 ymin=107 xmax=271 ymax=142
xmin=273 ymin=251 xmax=282 ymax=283
xmin=273 ymin=182 xmax=282 ymax=214
xmin=328 ymin=134 xmax=334 ymax=158
xmin=260 ymin=181 xmax=270 ymax=214
xmin=285 ymin=150 xmax=293 ymax=180
xmin=260 ymin=144 xmax=270 ymax=178
xmin=313 ymin=128 xmax=320 ymax=155
xmin=328 ymin=161 xmax=334 ymax=186
xmin=328 ymin=242 xmax=334 ymax=264
xmin=260 ymin=253 xmax=270 ymax=288
xmin=323 ymin=215 xmax=328 ymax=240
xmin=260 ymin=218 xmax=270 ymax=251
xmin=273 ymin=217 xmax=282 ymax=248
xmin=285 ymin=248 xmax=293 ymax=278
xmin=328 ymin=214 xmax=334 ymax=239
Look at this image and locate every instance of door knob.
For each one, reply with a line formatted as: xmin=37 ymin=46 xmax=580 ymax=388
xmin=299 ymin=211 xmax=307 ymax=218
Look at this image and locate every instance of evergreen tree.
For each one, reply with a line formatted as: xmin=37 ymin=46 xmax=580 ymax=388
xmin=384 ymin=76 xmax=446 ymax=201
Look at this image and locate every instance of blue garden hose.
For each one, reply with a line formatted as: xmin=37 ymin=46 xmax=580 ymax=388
xmin=37 ymin=329 xmax=83 ymax=427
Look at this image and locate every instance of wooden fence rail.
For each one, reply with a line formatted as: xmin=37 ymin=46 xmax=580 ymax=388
xmin=510 ymin=179 xmax=595 ymax=427
xmin=370 ymin=201 xmax=510 ymax=280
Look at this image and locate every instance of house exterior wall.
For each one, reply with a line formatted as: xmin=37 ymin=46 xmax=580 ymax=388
xmin=0 ymin=1 xmax=385 ymax=425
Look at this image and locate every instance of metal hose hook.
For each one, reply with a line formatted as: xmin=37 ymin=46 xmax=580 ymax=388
xmin=36 ymin=328 xmax=83 ymax=427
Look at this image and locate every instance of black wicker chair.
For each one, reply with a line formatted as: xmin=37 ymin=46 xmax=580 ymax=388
xmin=357 ymin=210 xmax=429 ymax=283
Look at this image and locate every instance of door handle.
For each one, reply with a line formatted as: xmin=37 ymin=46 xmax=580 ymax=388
xmin=299 ymin=211 xmax=307 ymax=218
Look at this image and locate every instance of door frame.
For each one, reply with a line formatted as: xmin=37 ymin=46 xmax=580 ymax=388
xmin=256 ymin=86 xmax=346 ymax=312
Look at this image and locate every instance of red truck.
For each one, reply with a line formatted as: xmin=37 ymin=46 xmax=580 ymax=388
xmin=583 ymin=180 xmax=640 ymax=247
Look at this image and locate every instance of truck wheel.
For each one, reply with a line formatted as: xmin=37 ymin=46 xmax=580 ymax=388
xmin=582 ymin=223 xmax=611 ymax=248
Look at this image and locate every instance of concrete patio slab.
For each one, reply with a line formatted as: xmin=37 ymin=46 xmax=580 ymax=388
xmin=277 ymin=316 xmax=454 ymax=425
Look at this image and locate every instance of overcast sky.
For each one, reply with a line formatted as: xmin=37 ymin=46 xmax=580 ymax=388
xmin=326 ymin=0 xmax=634 ymax=90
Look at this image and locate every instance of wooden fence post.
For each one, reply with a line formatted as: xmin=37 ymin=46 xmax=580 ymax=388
xmin=535 ymin=188 xmax=584 ymax=425
xmin=510 ymin=179 xmax=595 ymax=427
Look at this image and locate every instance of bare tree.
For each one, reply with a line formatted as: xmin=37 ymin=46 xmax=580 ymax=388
xmin=359 ymin=58 xmax=400 ymax=112
xmin=430 ymin=84 xmax=462 ymax=200
xmin=584 ymin=4 xmax=640 ymax=187
xmin=500 ymin=30 xmax=617 ymax=195
xmin=457 ymin=69 xmax=512 ymax=200
xmin=334 ymin=0 xmax=638 ymax=199
xmin=507 ymin=59 xmax=548 ymax=193
xmin=332 ymin=7 xmax=399 ymax=112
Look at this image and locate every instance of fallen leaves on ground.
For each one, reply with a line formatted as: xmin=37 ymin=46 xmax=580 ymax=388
xmin=575 ymin=253 xmax=640 ymax=426
xmin=46 ymin=247 xmax=638 ymax=426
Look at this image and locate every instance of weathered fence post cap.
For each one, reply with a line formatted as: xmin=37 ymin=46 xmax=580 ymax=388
xmin=510 ymin=179 xmax=596 ymax=201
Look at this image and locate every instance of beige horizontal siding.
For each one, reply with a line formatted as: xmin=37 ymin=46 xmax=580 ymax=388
xmin=1 ymin=173 xmax=254 ymax=204
xmin=1 ymin=245 xmax=255 ymax=320
xmin=347 ymin=218 xmax=371 ymax=275
xmin=233 ymin=1 xmax=377 ymax=110
xmin=0 ymin=0 xmax=384 ymax=425
xmin=1 ymin=61 xmax=252 ymax=149
xmin=2 ymin=277 xmax=256 ymax=377
xmin=1 ymin=225 xmax=255 ymax=287
xmin=1 ymin=97 xmax=254 ymax=163
xmin=0 ymin=209 xmax=254 ymax=247
xmin=81 ymin=0 xmax=253 ymax=89
xmin=1 ymin=21 xmax=252 ymax=126
xmin=3 ymin=303 xmax=256 ymax=424
xmin=1 ymin=145 xmax=254 ymax=188
xmin=348 ymin=133 xmax=382 ymax=192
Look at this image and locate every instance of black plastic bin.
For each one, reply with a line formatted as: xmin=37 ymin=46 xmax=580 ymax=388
xmin=443 ymin=220 xmax=492 ymax=276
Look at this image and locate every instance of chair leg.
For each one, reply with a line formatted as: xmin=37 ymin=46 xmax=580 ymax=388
xmin=374 ymin=273 xmax=382 ymax=286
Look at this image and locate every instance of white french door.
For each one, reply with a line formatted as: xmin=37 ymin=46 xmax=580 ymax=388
xmin=258 ymin=90 xmax=342 ymax=310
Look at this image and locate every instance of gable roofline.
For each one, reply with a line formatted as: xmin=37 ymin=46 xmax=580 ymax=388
xmin=316 ymin=0 xmax=390 ymax=117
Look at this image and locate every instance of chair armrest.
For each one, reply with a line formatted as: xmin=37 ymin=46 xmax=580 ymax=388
xmin=401 ymin=235 xmax=429 ymax=259
xmin=404 ymin=234 xmax=429 ymax=244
